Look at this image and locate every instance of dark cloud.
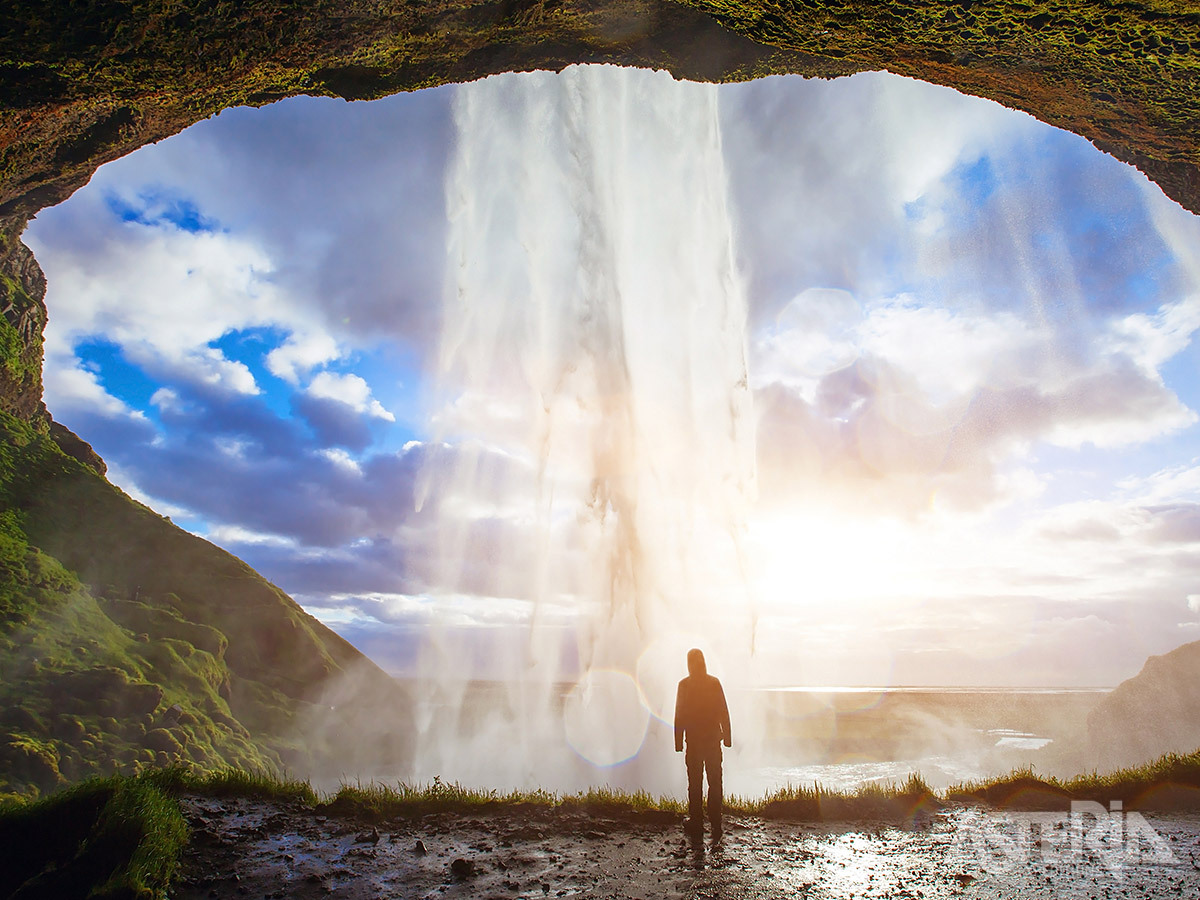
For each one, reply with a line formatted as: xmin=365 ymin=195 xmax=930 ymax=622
xmin=54 ymin=364 xmax=546 ymax=604
xmin=293 ymin=394 xmax=374 ymax=451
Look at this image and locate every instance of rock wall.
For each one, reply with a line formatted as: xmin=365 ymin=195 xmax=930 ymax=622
xmin=0 ymin=230 xmax=46 ymax=421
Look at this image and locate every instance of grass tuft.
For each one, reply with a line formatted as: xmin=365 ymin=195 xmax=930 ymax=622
xmin=182 ymin=765 xmax=319 ymax=805
xmin=951 ymin=749 xmax=1200 ymax=810
xmin=0 ymin=772 xmax=187 ymax=900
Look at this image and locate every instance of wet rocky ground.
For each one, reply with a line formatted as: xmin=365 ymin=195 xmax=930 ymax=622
xmin=173 ymin=796 xmax=1200 ymax=899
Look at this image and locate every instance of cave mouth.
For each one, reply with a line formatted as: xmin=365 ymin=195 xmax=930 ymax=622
xmin=19 ymin=62 xmax=1200 ymax=790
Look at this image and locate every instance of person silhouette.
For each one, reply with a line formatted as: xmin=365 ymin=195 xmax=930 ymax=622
xmin=673 ymin=648 xmax=731 ymax=841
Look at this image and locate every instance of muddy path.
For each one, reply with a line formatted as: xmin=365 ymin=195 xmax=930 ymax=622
xmin=173 ymin=796 xmax=1200 ymax=899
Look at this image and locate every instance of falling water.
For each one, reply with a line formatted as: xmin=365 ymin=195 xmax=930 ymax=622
xmin=415 ymin=65 xmax=757 ymax=793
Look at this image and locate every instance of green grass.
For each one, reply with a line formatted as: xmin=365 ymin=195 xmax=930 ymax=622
xmin=315 ymin=751 xmax=1200 ymax=822
xmin=171 ymin=765 xmax=320 ymax=805
xmin=0 ymin=773 xmax=188 ymax=900
xmin=314 ymin=772 xmax=940 ymax=822
xmin=950 ymin=748 xmax=1200 ymax=810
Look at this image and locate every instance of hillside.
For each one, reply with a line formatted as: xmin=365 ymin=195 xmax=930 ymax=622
xmin=0 ymin=407 xmax=413 ymax=797
xmin=1087 ymin=639 xmax=1200 ymax=772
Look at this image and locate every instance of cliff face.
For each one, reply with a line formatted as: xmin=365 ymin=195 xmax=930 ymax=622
xmin=1087 ymin=641 xmax=1200 ymax=772
xmin=0 ymin=233 xmax=46 ymax=422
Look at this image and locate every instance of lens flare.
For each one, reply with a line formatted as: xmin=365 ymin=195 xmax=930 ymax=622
xmin=563 ymin=669 xmax=650 ymax=767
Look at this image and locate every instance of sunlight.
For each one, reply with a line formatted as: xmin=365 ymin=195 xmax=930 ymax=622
xmin=749 ymin=512 xmax=916 ymax=612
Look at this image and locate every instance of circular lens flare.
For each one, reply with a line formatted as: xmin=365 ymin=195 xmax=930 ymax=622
xmin=563 ymin=669 xmax=650 ymax=767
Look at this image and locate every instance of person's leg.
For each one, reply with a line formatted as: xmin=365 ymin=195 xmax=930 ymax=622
xmin=706 ymin=743 xmax=723 ymax=838
xmin=685 ymin=743 xmax=704 ymax=835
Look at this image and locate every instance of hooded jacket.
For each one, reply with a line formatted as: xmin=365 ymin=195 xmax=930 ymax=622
xmin=673 ymin=649 xmax=731 ymax=752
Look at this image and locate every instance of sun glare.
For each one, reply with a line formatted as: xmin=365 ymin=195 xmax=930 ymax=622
xmin=750 ymin=512 xmax=915 ymax=613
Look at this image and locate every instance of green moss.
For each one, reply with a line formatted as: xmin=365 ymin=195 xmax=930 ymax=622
xmin=0 ymin=405 xmax=404 ymax=796
xmin=0 ymin=410 xmax=288 ymax=794
xmin=0 ymin=774 xmax=187 ymax=900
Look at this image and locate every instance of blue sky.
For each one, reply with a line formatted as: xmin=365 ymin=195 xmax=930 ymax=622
xmin=24 ymin=68 xmax=1200 ymax=689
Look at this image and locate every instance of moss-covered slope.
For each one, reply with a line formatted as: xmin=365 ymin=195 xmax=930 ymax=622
xmin=0 ymin=410 xmax=412 ymax=798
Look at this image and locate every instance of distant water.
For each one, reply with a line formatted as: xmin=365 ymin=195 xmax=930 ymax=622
xmin=389 ymin=679 xmax=1110 ymax=796
xmin=729 ymin=686 xmax=1110 ymax=795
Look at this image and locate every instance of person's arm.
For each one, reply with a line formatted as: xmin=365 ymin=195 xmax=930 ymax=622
xmin=674 ymin=681 xmax=685 ymax=752
xmin=717 ymin=681 xmax=731 ymax=748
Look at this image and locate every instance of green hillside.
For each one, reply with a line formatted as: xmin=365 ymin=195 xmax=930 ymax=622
xmin=0 ymin=410 xmax=412 ymax=799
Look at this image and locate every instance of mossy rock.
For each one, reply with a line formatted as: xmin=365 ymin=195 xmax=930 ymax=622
xmin=0 ymin=705 xmax=46 ymax=734
xmin=142 ymin=728 xmax=181 ymax=755
xmin=50 ymin=715 xmax=86 ymax=741
xmin=0 ymin=736 xmax=62 ymax=793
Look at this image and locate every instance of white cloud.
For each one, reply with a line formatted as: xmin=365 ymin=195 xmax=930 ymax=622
xmin=29 ymin=219 xmax=293 ymax=399
xmin=1189 ymin=595 xmax=1200 ymax=614
xmin=205 ymin=524 xmax=298 ymax=548
xmin=306 ymin=371 xmax=394 ymax=421
xmin=1105 ymin=294 xmax=1200 ymax=374
xmin=753 ymin=284 xmax=1196 ymax=517
xmin=42 ymin=361 xmax=146 ymax=421
xmin=266 ymin=332 xmax=340 ymax=384
xmin=318 ymin=447 xmax=363 ymax=474
xmin=857 ymin=299 xmax=1037 ymax=401
xmin=1118 ymin=463 xmax=1200 ymax=504
xmin=149 ymin=387 xmax=181 ymax=413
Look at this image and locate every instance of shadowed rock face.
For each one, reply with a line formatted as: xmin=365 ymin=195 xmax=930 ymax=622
xmin=1087 ymin=641 xmax=1200 ymax=773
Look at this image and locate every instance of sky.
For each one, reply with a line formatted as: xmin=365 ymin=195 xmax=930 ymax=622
xmin=23 ymin=66 xmax=1200 ymax=689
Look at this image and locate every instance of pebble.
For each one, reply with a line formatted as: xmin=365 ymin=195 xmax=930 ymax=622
xmin=450 ymin=857 xmax=477 ymax=879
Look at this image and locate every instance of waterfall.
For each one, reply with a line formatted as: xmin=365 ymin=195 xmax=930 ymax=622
xmin=415 ymin=64 xmax=756 ymax=792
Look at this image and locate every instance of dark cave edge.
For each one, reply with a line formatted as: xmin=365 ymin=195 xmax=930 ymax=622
xmin=2 ymin=0 xmax=1198 ymax=232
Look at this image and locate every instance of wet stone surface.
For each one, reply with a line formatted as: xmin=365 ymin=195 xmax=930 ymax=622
xmin=172 ymin=796 xmax=1200 ymax=899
